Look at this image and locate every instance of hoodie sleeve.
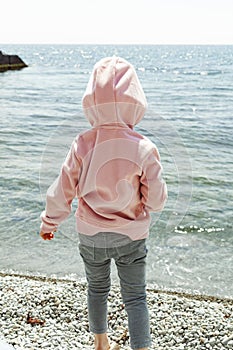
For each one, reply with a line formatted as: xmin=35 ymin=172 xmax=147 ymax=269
xmin=40 ymin=139 xmax=82 ymax=233
xmin=140 ymin=146 xmax=167 ymax=212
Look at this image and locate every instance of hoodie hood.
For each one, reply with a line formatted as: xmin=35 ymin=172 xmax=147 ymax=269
xmin=82 ymin=56 xmax=147 ymax=128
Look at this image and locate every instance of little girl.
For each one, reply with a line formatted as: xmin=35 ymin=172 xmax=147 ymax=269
xmin=40 ymin=56 xmax=167 ymax=350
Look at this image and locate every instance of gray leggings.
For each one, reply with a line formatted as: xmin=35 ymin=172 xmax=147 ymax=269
xmin=78 ymin=232 xmax=151 ymax=349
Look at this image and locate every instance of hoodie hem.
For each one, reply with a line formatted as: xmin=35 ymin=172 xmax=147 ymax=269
xmin=75 ymin=216 xmax=150 ymax=241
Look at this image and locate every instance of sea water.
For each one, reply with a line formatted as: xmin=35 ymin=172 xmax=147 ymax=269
xmin=0 ymin=44 xmax=232 ymax=298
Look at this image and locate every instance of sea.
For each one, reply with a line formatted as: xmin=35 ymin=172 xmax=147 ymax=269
xmin=0 ymin=44 xmax=232 ymax=299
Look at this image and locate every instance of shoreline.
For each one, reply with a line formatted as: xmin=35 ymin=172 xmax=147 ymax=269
xmin=1 ymin=271 xmax=233 ymax=349
xmin=0 ymin=270 xmax=232 ymax=304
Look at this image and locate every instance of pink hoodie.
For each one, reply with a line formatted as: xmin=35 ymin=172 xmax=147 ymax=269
xmin=40 ymin=56 xmax=167 ymax=240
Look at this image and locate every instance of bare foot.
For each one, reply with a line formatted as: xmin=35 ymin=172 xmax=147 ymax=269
xmin=94 ymin=333 xmax=110 ymax=350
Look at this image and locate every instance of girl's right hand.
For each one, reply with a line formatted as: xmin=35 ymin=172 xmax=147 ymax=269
xmin=40 ymin=231 xmax=55 ymax=240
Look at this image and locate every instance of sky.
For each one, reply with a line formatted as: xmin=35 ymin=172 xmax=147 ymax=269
xmin=0 ymin=0 xmax=232 ymax=44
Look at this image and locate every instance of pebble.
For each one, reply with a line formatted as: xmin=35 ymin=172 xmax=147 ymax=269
xmin=0 ymin=272 xmax=233 ymax=349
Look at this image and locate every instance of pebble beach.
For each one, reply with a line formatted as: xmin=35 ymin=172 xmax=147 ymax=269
xmin=0 ymin=272 xmax=233 ymax=350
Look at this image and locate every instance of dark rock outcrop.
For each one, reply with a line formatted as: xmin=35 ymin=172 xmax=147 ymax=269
xmin=0 ymin=51 xmax=28 ymax=72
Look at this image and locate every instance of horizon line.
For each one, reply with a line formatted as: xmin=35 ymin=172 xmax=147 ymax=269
xmin=1 ymin=42 xmax=233 ymax=46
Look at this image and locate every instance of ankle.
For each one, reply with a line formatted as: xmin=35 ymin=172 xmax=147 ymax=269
xmin=94 ymin=333 xmax=110 ymax=350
